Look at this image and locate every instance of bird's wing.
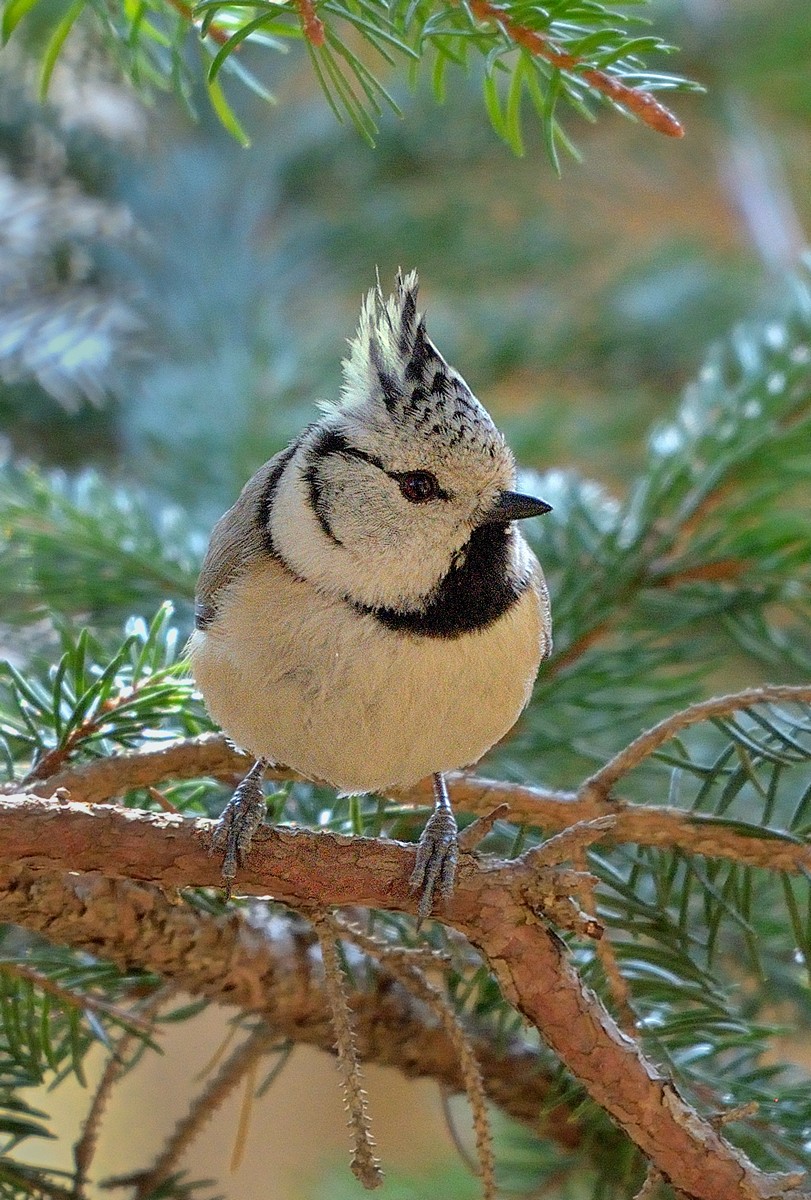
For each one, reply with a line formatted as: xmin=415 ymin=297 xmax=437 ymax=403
xmin=195 ymin=450 xmax=289 ymax=627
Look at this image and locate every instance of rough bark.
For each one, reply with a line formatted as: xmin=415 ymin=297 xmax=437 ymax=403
xmin=28 ymin=731 xmax=811 ymax=874
xmin=0 ymin=792 xmax=806 ymax=1200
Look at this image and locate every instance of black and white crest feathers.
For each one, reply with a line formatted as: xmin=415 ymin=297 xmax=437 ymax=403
xmin=340 ymin=271 xmax=504 ymax=460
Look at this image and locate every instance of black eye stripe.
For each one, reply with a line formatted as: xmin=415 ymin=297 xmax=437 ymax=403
xmin=308 ymin=428 xmax=385 ymax=472
xmin=307 ymin=429 xmax=452 ymax=501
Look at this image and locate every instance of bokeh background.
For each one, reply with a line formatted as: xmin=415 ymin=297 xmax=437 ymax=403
xmin=3 ymin=0 xmax=810 ymax=514
xmin=1 ymin=0 xmax=810 ymax=1194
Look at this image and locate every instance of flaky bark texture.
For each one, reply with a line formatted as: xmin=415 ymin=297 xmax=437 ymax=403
xmin=34 ymin=731 xmax=811 ymax=874
xmin=0 ymin=788 xmax=807 ymax=1200
xmin=0 ymin=855 xmax=573 ymax=1139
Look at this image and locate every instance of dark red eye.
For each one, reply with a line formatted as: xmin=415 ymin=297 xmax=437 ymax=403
xmin=398 ymin=471 xmax=440 ymax=503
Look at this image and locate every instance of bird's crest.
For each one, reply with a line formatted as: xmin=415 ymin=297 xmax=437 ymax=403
xmin=339 ymin=270 xmax=503 ymax=459
xmin=340 ymin=270 xmax=442 ymax=411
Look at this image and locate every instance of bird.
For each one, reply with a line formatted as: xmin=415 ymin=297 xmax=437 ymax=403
xmin=188 ymin=270 xmax=552 ymax=923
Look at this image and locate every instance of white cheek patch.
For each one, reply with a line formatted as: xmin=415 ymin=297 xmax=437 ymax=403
xmin=269 ymin=466 xmax=323 ymax=570
xmin=336 ymin=475 xmax=425 ymax=551
xmin=268 ymin=448 xmax=464 ymax=611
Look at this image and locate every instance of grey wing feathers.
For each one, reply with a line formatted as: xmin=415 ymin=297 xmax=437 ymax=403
xmin=194 ymin=453 xmax=285 ymax=628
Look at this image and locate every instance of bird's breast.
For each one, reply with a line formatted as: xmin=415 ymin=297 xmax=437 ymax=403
xmin=189 ymin=552 xmax=548 ymax=793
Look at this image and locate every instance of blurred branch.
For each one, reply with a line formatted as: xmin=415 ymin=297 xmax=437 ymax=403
xmin=0 ymin=960 xmax=153 ymax=1032
xmin=719 ymin=96 xmax=807 ymax=273
xmin=0 ymin=861 xmax=577 ymax=1145
xmin=73 ymin=987 xmax=172 ymax=1198
xmin=113 ymin=1022 xmax=281 ymax=1199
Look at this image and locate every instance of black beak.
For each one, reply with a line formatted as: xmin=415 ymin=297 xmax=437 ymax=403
xmin=478 ymin=490 xmax=553 ymax=526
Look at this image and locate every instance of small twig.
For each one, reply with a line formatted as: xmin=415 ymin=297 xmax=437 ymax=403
xmin=337 ymin=916 xmax=496 ymax=1200
xmin=458 ymin=804 xmax=512 ymax=851
xmin=582 ymin=685 xmax=811 ymax=799
xmin=715 ymin=1100 xmax=759 ymax=1128
xmin=230 ymin=1055 xmax=260 ymax=1172
xmin=520 ymin=817 xmax=615 ymax=942
xmin=75 ymin=1051 xmax=128 ymax=1198
xmin=522 ymin=815 xmax=617 ymax=869
xmin=633 ymin=1166 xmax=664 ymax=1200
xmin=147 ymin=786 xmax=180 ymax=814
xmin=20 ymin=670 xmax=182 ymax=787
xmin=361 ymin=942 xmax=451 ymax=973
xmin=295 ymin=0 xmax=325 ymax=45
xmin=105 ymin=1021 xmax=279 ymax=1198
xmin=5 ymin=1169 xmax=74 ymax=1200
xmin=21 ymin=700 xmax=119 ymax=786
xmin=314 ymin=914 xmax=383 ymax=1190
xmin=73 ymin=987 xmax=172 ymax=1199
xmin=650 ymin=557 xmax=748 ymax=587
xmin=0 ymin=961 xmax=154 ymax=1035
xmin=571 ymin=844 xmax=635 ymax=1034
xmin=467 ymin=0 xmax=684 ymax=138
xmin=195 ymin=1023 xmax=239 ymax=1082
xmin=26 ymin=731 xmax=253 ymax=803
xmin=548 ymin=619 xmax=613 ymax=675
xmin=439 ymin=1086 xmax=482 ymax=1177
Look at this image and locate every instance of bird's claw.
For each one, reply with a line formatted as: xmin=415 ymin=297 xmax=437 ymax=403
xmin=210 ymin=760 xmax=266 ymax=898
xmin=409 ymin=804 xmax=458 ymax=928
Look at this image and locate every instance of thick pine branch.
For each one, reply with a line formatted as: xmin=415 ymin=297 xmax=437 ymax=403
xmin=3 ymin=682 xmax=808 ymax=1190
xmin=0 ymin=862 xmax=575 ymax=1141
xmin=0 ymin=791 xmax=808 ymax=1199
xmin=26 ymin=712 xmax=811 ymax=875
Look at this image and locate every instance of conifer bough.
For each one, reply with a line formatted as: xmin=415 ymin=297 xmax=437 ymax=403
xmin=0 ymin=0 xmax=698 ymax=155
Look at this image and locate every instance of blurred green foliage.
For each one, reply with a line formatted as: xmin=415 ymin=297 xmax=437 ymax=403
xmin=0 ymin=1 xmax=807 ymax=512
xmin=0 ymin=1 xmax=809 ymax=1197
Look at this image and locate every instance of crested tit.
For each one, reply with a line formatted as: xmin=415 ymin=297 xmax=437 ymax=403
xmin=189 ymin=271 xmax=552 ymax=922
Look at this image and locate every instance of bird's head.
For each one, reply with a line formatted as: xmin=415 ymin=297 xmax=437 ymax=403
xmin=268 ymin=271 xmax=550 ymax=613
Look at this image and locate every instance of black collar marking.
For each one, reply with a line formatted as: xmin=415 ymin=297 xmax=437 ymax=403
xmin=197 ymin=431 xmax=526 ymax=641
xmin=355 ymin=522 xmax=527 ymax=639
xmin=194 ymin=441 xmax=300 ymax=631
xmin=259 ymin=428 xmax=524 ymax=638
xmin=257 ymin=439 xmax=301 ymax=558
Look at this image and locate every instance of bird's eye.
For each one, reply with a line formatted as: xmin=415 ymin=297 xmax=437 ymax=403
xmin=398 ymin=471 xmax=440 ymax=503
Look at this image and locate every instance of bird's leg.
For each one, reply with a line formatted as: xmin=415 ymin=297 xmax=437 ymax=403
xmin=409 ymin=771 xmax=459 ymax=927
xmin=210 ymin=758 xmax=267 ymax=898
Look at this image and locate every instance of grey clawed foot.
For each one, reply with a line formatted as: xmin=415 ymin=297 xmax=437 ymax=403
xmin=210 ymin=759 xmax=267 ymax=898
xmin=409 ymin=773 xmax=459 ymax=928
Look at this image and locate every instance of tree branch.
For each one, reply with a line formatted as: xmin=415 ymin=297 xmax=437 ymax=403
xmin=29 ymin=721 xmax=811 ymax=876
xmin=0 ymin=838 xmax=577 ymax=1147
xmin=582 ymin=685 xmax=811 ymax=798
xmin=466 ymin=0 xmax=685 ymax=137
xmin=0 ymin=794 xmax=805 ymax=1200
